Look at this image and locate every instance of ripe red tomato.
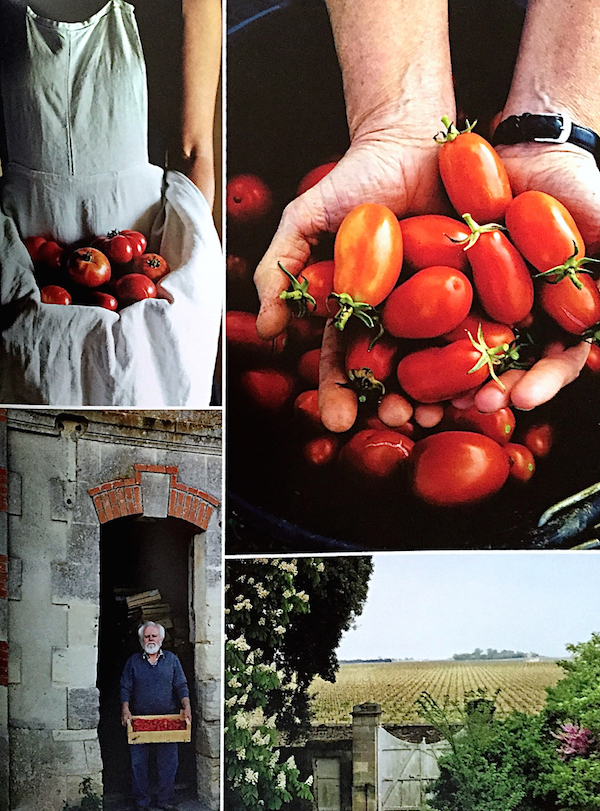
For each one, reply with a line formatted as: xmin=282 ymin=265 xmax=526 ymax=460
xmin=226 ymin=173 xmax=273 ymax=224
xmin=444 ymin=403 xmax=516 ymax=445
xmin=332 ymin=203 xmax=403 ymax=329
xmin=38 ymin=240 xmax=65 ymax=270
xmin=539 ymin=273 xmax=600 ymax=334
xmin=40 ymin=285 xmax=72 ymax=305
xmin=94 ymin=231 xmax=134 ymax=265
xmin=294 ymin=389 xmax=323 ymax=427
xmin=339 ymin=429 xmax=414 ymax=478
xmin=296 ymin=161 xmax=338 ymax=196
xmin=442 ymin=313 xmax=515 ymax=346
xmin=505 ymin=442 xmax=536 ymax=482
xmin=463 ymin=225 xmax=534 ymax=325
xmin=226 ymin=311 xmax=286 ymax=357
xmin=345 ymin=331 xmax=398 ymax=384
xmin=382 ymin=265 xmax=473 ymax=338
xmin=239 ymin=368 xmax=295 ymax=411
xmin=505 ymin=191 xmax=585 ymax=273
xmin=397 ymin=331 xmax=511 ymax=403
xmin=298 ymin=348 xmax=321 ymax=388
xmin=411 ymin=430 xmax=510 ymax=505
xmin=24 ymin=235 xmax=47 ymax=263
xmin=399 ymin=214 xmax=471 ymax=272
xmin=115 ymin=273 xmax=157 ymax=306
xmin=522 ymin=423 xmax=554 ymax=458
xmin=120 ymin=229 xmax=147 ymax=257
xmin=303 ymin=435 xmax=339 ymax=466
xmin=132 ymin=252 xmax=170 ymax=282
xmin=68 ymin=248 xmax=111 ymax=288
xmin=280 ymin=260 xmax=335 ymax=318
xmin=437 ymin=119 xmax=512 ymax=222
xmin=88 ymin=291 xmax=118 ymax=311
xmin=585 ymin=343 xmax=600 ymax=373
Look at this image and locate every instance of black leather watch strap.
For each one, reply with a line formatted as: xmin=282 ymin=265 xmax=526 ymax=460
xmin=492 ymin=113 xmax=600 ymax=165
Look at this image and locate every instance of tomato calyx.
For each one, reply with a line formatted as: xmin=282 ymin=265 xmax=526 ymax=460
xmin=534 ymin=242 xmax=600 ymax=289
xmin=433 ymin=115 xmax=477 ymax=144
xmin=330 ymin=291 xmax=381 ymax=332
xmin=465 ymin=323 xmax=519 ymax=389
xmin=278 ymin=262 xmax=317 ymax=317
xmin=340 ymin=367 xmax=386 ymax=404
xmin=446 ymin=213 xmax=506 ymax=250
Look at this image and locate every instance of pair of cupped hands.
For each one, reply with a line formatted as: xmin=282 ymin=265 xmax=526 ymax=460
xmin=253 ymin=130 xmax=600 ymax=430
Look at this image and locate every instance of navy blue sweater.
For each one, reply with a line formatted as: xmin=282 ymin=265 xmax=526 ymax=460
xmin=120 ymin=650 xmax=190 ymax=715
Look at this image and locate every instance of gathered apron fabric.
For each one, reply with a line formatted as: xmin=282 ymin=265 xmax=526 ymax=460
xmin=0 ymin=0 xmax=222 ymax=406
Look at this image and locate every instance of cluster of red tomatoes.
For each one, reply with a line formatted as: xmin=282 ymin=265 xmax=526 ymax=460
xmin=25 ymin=229 xmax=172 ymax=311
xmin=227 ymin=119 xmax=599 ymax=508
xmin=131 ymin=717 xmax=187 ymax=732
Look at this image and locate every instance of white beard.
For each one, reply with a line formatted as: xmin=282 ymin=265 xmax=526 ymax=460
xmin=143 ymin=642 xmax=160 ymax=654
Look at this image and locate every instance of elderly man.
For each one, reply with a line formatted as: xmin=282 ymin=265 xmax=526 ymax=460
xmin=121 ymin=621 xmax=192 ymax=811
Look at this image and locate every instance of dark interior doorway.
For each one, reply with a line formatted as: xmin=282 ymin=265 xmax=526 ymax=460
xmin=98 ymin=515 xmax=198 ymax=807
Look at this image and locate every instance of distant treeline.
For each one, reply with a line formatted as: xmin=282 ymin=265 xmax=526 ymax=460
xmin=340 ymin=658 xmax=394 ymax=664
xmin=452 ymin=648 xmax=537 ymax=661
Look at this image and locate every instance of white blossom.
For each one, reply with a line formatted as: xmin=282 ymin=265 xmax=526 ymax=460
xmin=234 ymin=712 xmax=250 ymax=729
xmin=283 ymin=589 xmax=293 ymax=599
xmin=285 ymin=756 xmax=297 ymax=769
xmin=228 ymin=677 xmax=241 ymax=689
xmin=231 ymin=635 xmax=250 ymax=651
xmin=317 ymin=562 xmax=325 ymax=572
xmin=277 ymin=772 xmax=287 ymax=790
xmin=256 ymin=583 xmax=269 ymax=598
xmin=244 ymin=768 xmax=259 ymax=785
xmin=305 ymin=775 xmax=314 ymax=786
xmin=236 ymin=747 xmax=246 ymax=760
xmin=225 ymin=696 xmax=238 ymax=707
xmin=296 ymin=590 xmax=309 ymax=602
xmin=275 ymin=625 xmax=286 ymax=635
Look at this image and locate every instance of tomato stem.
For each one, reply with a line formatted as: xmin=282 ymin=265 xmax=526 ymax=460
xmin=534 ymin=241 xmax=600 ymax=289
xmin=278 ymin=262 xmax=317 ymax=317
xmin=341 ymin=367 xmax=386 ymax=404
xmin=330 ymin=292 xmax=379 ymax=332
xmin=434 ymin=116 xmax=478 ymax=144
xmin=465 ymin=323 xmax=517 ymax=390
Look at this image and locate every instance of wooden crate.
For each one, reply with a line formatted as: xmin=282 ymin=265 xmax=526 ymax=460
xmin=127 ymin=711 xmax=191 ymax=744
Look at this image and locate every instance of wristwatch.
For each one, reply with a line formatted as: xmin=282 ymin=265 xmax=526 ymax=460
xmin=492 ymin=113 xmax=600 ymax=166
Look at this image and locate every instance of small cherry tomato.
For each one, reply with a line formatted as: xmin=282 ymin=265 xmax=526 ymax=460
xmin=303 ymin=435 xmax=339 ymax=466
xmin=40 ymin=285 xmax=72 ymax=305
xmin=411 ymin=430 xmax=510 ymax=505
xmin=239 ymin=368 xmax=295 ymax=411
xmin=226 ymin=173 xmax=273 ymax=224
xmin=340 ymin=428 xmax=414 ymax=478
xmin=296 ymin=161 xmax=338 ymax=196
xmin=522 ymin=423 xmax=554 ymax=458
xmin=382 ymin=265 xmax=473 ymax=338
xmin=399 ymin=214 xmax=471 ymax=272
xmin=539 ymin=273 xmax=600 ymax=334
xmin=444 ymin=403 xmax=516 ymax=445
xmin=68 ymin=247 xmax=111 ymax=287
xmin=332 ymin=203 xmax=403 ymax=329
xmin=436 ymin=117 xmax=512 ymax=222
xmin=462 ymin=218 xmax=534 ymax=325
xmin=132 ymin=252 xmax=170 ymax=282
xmin=505 ymin=191 xmax=584 ymax=273
xmin=505 ymin=442 xmax=536 ymax=482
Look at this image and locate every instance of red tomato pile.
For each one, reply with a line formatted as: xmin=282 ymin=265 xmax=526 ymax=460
xmin=131 ymin=717 xmax=187 ymax=732
xmin=227 ymin=123 xmax=600 ymax=512
xmin=25 ymin=230 xmax=172 ymax=311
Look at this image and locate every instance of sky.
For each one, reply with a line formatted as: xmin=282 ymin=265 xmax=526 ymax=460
xmin=334 ymin=551 xmax=600 ymax=661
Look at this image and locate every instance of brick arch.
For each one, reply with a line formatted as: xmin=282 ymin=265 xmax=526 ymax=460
xmin=88 ymin=464 xmax=219 ymax=531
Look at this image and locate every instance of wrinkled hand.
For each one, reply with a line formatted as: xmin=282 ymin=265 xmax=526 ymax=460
xmin=254 ymin=134 xmax=445 ymax=340
xmin=475 ymin=142 xmax=599 ymax=412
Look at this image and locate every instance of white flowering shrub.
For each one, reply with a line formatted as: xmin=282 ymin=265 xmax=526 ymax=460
xmin=225 ymin=559 xmax=321 ymax=810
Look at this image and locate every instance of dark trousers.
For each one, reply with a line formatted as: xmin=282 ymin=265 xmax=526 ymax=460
xmin=130 ymin=742 xmax=179 ymax=807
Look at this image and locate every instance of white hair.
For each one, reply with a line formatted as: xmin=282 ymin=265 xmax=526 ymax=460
xmin=138 ymin=621 xmax=166 ymax=642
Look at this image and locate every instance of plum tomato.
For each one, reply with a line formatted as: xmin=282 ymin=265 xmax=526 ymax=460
xmin=339 ymin=428 xmax=414 ymax=478
xmin=298 ymin=348 xmax=321 ymax=388
xmin=461 ymin=218 xmax=534 ymax=325
xmin=115 ymin=273 xmax=157 ymax=306
xmin=411 ymin=430 xmax=510 ymax=506
xmin=132 ymin=252 xmax=170 ymax=282
xmin=68 ymin=247 xmax=111 ymax=288
xmin=399 ymin=214 xmax=471 ymax=273
xmin=345 ymin=330 xmax=398 ymax=392
xmin=442 ymin=313 xmax=515 ymax=346
xmin=382 ymin=265 xmax=473 ymax=338
xmin=522 ymin=423 xmax=554 ymax=458
xmin=332 ymin=203 xmax=403 ymax=330
xmin=505 ymin=442 xmax=536 ymax=482
xmin=585 ymin=343 xmax=600 ymax=373
xmin=294 ymin=389 xmax=322 ymax=427
xmin=296 ymin=161 xmax=338 ymax=196
xmin=40 ymin=285 xmax=72 ymax=305
xmin=226 ymin=173 xmax=273 ymax=224
xmin=280 ymin=259 xmax=335 ymax=318
xmin=88 ymin=291 xmax=118 ymax=310
xmin=505 ymin=191 xmax=585 ymax=273
xmin=436 ymin=117 xmax=512 ymax=223
xmin=444 ymin=403 xmax=516 ymax=445
xmin=239 ymin=368 xmax=295 ymax=411
xmin=539 ymin=273 xmax=600 ymax=334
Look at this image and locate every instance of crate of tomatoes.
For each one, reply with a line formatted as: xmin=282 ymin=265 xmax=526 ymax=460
xmin=127 ymin=711 xmax=191 ymax=745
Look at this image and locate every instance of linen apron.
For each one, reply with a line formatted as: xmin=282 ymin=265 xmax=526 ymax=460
xmin=0 ymin=0 xmax=222 ymax=405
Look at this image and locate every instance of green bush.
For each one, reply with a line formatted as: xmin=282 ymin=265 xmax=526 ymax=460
xmin=62 ymin=777 xmax=101 ymax=811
